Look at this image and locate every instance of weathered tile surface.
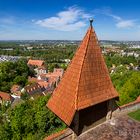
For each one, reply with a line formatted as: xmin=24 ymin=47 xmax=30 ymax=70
xmin=47 ymin=23 xmax=118 ymax=126
xmin=78 ymin=116 xmax=140 ymax=140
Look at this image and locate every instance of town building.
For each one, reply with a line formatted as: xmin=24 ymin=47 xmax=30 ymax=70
xmin=0 ymin=55 xmax=21 ymax=62
xmin=28 ymin=68 xmax=64 ymax=93
xmin=34 ymin=66 xmax=47 ymax=76
xmin=27 ymin=59 xmax=47 ymax=76
xmin=21 ymin=83 xmax=44 ymax=96
xmin=11 ymin=85 xmax=21 ymax=96
xmin=27 ymin=59 xmax=45 ymax=67
xmin=0 ymin=91 xmax=14 ymax=105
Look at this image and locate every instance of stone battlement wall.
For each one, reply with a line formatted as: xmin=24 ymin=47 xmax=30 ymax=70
xmin=45 ymin=96 xmax=140 ymax=140
xmin=112 ymin=96 xmax=140 ymax=118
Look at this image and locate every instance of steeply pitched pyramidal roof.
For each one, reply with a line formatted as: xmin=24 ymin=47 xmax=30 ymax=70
xmin=47 ymin=20 xmax=119 ymax=126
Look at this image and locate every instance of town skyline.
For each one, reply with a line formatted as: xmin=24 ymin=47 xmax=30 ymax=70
xmin=0 ymin=0 xmax=140 ymax=40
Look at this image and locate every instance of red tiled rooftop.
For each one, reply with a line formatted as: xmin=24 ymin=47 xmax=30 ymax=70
xmin=136 ymin=96 xmax=140 ymax=102
xmin=11 ymin=85 xmax=21 ymax=92
xmin=28 ymin=77 xmax=40 ymax=83
xmin=38 ymin=72 xmax=62 ymax=85
xmin=27 ymin=59 xmax=44 ymax=67
xmin=38 ymin=66 xmax=47 ymax=70
xmin=24 ymin=83 xmax=42 ymax=93
xmin=40 ymin=71 xmax=63 ymax=78
xmin=38 ymin=81 xmax=49 ymax=88
xmin=53 ymin=68 xmax=64 ymax=76
xmin=0 ymin=91 xmax=12 ymax=101
xmin=47 ymin=21 xmax=119 ymax=126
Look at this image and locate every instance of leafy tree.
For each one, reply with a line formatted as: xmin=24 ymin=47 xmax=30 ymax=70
xmin=105 ymin=54 xmax=138 ymax=68
xmin=0 ymin=96 xmax=66 ymax=140
xmin=0 ymin=59 xmax=34 ymax=92
xmin=119 ymin=72 xmax=140 ymax=105
xmin=13 ymin=76 xmax=27 ymax=86
xmin=21 ymin=92 xmax=29 ymax=100
xmin=48 ymin=63 xmax=59 ymax=72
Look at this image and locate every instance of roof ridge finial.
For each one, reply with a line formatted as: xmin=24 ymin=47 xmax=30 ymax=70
xmin=89 ymin=18 xmax=93 ymax=27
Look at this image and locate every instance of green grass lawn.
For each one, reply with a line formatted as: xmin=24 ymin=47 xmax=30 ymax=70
xmin=128 ymin=109 xmax=140 ymax=122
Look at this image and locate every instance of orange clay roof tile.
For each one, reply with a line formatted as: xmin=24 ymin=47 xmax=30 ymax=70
xmin=0 ymin=91 xmax=13 ymax=101
xmin=27 ymin=59 xmax=44 ymax=67
xmin=47 ymin=22 xmax=119 ymax=126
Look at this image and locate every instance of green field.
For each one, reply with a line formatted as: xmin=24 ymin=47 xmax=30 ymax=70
xmin=128 ymin=109 xmax=140 ymax=122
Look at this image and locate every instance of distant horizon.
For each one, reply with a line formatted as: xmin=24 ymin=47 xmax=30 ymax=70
xmin=0 ymin=39 xmax=140 ymax=42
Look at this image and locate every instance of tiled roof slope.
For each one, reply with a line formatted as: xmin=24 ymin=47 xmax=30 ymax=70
xmin=0 ymin=91 xmax=13 ymax=101
xmin=47 ymin=22 xmax=119 ymax=126
xmin=28 ymin=59 xmax=44 ymax=67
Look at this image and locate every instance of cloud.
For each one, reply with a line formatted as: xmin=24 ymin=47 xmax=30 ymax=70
xmin=116 ymin=20 xmax=135 ymax=28
xmin=94 ymin=8 xmax=136 ymax=29
xmin=107 ymin=14 xmax=121 ymax=21
xmin=107 ymin=14 xmax=135 ymax=29
xmin=35 ymin=7 xmax=92 ymax=31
